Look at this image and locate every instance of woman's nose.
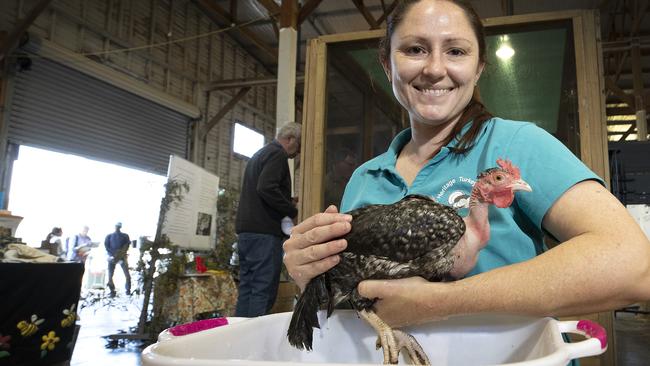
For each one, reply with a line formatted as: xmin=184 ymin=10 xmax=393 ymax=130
xmin=422 ymin=52 xmax=446 ymax=79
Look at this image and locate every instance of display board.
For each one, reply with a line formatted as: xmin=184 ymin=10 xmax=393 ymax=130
xmin=162 ymin=155 xmax=219 ymax=250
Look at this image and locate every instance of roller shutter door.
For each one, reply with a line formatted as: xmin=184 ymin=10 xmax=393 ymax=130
xmin=7 ymin=58 xmax=188 ymax=175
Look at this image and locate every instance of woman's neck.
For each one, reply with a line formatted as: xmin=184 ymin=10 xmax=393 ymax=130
xmin=395 ymin=118 xmax=459 ymax=186
xmin=406 ymin=118 xmax=459 ymax=161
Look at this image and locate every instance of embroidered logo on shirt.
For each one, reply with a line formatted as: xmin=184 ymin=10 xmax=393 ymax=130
xmin=435 ymin=176 xmax=476 ymax=211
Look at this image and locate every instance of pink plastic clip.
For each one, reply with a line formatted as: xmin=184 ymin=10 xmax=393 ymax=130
xmin=168 ymin=317 xmax=229 ymax=336
xmin=577 ymin=320 xmax=607 ymax=349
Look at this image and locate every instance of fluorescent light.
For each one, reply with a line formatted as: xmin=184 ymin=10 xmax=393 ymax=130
xmin=496 ymin=44 xmax=515 ymax=59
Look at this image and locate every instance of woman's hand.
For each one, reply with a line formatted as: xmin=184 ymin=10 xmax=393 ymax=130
xmin=283 ymin=205 xmax=352 ymax=291
xmin=358 ymin=277 xmax=448 ymax=328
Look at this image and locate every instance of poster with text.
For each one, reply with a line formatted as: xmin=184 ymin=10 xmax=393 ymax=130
xmin=162 ymin=155 xmax=220 ymax=250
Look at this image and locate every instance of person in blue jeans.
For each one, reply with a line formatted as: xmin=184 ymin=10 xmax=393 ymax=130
xmin=234 ymin=122 xmax=301 ymax=317
xmin=104 ymin=222 xmax=131 ymax=297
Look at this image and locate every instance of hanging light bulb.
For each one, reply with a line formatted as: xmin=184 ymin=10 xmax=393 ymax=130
xmin=496 ymin=35 xmax=515 ymax=60
xmin=496 ymin=44 xmax=515 ymax=59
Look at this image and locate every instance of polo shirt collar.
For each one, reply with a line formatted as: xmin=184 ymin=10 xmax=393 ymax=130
xmin=366 ymin=120 xmax=491 ymax=172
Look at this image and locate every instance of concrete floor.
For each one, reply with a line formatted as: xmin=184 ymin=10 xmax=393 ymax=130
xmin=70 ymin=301 xmax=650 ymax=366
xmin=71 ymin=293 xmax=142 ymax=366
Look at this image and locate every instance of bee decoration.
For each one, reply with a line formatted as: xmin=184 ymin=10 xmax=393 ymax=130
xmin=61 ymin=304 xmax=79 ymax=328
xmin=17 ymin=315 xmax=44 ymax=337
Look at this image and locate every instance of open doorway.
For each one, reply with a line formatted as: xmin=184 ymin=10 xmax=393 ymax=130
xmin=8 ymin=145 xmax=166 ymax=290
xmin=9 ymin=145 xmax=166 ymax=246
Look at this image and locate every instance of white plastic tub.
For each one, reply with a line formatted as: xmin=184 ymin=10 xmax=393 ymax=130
xmin=141 ymin=310 xmax=606 ymax=366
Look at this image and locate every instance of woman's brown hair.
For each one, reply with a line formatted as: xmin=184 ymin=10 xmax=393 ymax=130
xmin=379 ymin=0 xmax=493 ymax=154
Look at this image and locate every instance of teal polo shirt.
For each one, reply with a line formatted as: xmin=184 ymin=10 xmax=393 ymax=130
xmin=340 ymin=118 xmax=602 ymax=275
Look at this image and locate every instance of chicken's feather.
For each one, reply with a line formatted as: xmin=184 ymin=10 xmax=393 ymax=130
xmin=343 ymin=195 xmax=464 ymax=262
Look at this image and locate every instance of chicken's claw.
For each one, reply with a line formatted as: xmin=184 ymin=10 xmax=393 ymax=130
xmin=360 ymin=309 xmax=430 ymax=365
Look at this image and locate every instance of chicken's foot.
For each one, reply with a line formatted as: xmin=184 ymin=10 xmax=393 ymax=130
xmin=358 ymin=309 xmax=430 ymax=365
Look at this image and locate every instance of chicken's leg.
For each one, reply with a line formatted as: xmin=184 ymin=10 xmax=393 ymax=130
xmin=358 ymin=309 xmax=430 ymax=365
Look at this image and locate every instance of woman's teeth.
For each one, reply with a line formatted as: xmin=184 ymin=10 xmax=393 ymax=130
xmin=417 ymin=87 xmax=452 ymax=96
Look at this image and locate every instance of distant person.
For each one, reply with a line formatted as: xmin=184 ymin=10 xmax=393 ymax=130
xmin=42 ymin=227 xmax=63 ymax=258
xmin=65 ymin=225 xmax=92 ymax=263
xmin=104 ymin=222 xmax=131 ymax=297
xmin=234 ymin=122 xmax=301 ymax=317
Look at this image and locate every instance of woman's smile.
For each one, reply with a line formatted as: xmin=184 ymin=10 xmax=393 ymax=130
xmin=385 ymin=0 xmax=484 ymax=128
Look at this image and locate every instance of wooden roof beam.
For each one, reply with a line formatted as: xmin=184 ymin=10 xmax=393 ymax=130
xmin=230 ymin=0 xmax=238 ymax=22
xmin=618 ymin=123 xmax=641 ymax=141
xmin=201 ymin=87 xmax=251 ymax=137
xmin=376 ymin=1 xmax=398 ymax=27
xmin=298 ymin=0 xmax=324 ymax=25
xmin=207 ymin=75 xmax=305 ymax=91
xmin=256 ymin=0 xmax=281 ymax=39
xmin=280 ymin=0 xmax=299 ymax=28
xmin=196 ymin=0 xmax=278 ymax=62
xmin=605 ymin=76 xmax=636 ymax=106
xmin=631 ymin=38 xmax=647 ymax=141
xmin=631 ymin=1 xmax=649 ymax=36
xmin=256 ymin=0 xmax=281 ymax=16
xmin=0 ymin=0 xmax=54 ymax=62
xmin=352 ymin=0 xmax=380 ymax=29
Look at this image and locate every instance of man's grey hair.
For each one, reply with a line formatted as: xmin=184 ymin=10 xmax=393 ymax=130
xmin=276 ymin=122 xmax=302 ymax=140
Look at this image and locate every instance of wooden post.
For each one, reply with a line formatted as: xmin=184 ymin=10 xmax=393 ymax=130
xmin=631 ymin=41 xmax=647 ymax=141
xmin=277 ymin=0 xmax=299 ymax=195
xmin=0 ymin=55 xmax=10 ymax=209
xmin=299 ymin=37 xmax=327 ymax=219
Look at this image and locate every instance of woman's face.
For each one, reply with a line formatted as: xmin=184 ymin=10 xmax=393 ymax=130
xmin=385 ymin=0 xmax=484 ymax=128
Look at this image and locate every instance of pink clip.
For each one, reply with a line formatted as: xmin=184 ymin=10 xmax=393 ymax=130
xmin=577 ymin=320 xmax=607 ymax=349
xmin=168 ymin=317 xmax=229 ymax=336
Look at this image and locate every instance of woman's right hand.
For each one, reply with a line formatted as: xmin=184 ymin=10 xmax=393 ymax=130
xmin=283 ymin=205 xmax=352 ymax=292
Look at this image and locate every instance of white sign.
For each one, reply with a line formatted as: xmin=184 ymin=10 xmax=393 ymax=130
xmin=162 ymin=155 xmax=220 ymax=250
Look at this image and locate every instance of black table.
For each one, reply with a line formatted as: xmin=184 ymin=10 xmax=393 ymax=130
xmin=0 ymin=263 xmax=84 ymax=366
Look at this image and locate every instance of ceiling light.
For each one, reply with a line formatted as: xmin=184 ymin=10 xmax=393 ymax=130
xmin=496 ymin=44 xmax=515 ymax=59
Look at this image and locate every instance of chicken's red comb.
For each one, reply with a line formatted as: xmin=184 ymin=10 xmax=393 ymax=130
xmin=496 ymin=158 xmax=521 ymax=179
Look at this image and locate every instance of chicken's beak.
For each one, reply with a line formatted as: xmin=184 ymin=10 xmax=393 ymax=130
xmin=508 ymin=179 xmax=532 ymax=192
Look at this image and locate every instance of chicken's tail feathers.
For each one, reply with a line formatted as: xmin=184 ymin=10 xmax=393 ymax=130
xmin=287 ymin=274 xmax=329 ymax=351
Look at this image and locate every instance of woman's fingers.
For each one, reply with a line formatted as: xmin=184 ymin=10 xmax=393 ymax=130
xmin=288 ymin=249 xmax=343 ymax=286
xmin=284 ymin=237 xmax=347 ymax=266
xmin=291 ymin=210 xmax=352 ymax=236
xmin=283 ymin=206 xmax=352 ymax=290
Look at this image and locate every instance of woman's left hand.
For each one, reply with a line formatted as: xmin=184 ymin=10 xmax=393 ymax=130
xmin=358 ymin=277 xmax=446 ymax=328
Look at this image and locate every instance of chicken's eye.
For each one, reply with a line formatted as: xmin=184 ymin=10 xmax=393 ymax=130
xmin=495 ymin=175 xmax=503 ymax=181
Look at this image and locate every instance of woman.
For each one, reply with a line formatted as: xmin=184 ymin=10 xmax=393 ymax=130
xmin=283 ymin=0 xmax=650 ymax=329
xmin=42 ymin=227 xmax=64 ymax=258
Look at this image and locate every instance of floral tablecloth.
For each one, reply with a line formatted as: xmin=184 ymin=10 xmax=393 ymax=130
xmin=159 ymin=271 xmax=237 ymax=324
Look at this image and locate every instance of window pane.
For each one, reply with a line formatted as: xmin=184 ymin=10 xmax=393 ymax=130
xmin=480 ymin=20 xmax=580 ymax=155
xmin=233 ymin=122 xmax=264 ymax=158
xmin=323 ymin=41 xmax=403 ymax=210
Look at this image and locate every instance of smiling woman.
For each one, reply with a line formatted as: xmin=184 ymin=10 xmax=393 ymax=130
xmin=8 ymin=145 xmax=166 ymax=248
xmin=283 ymin=0 xmax=650 ymax=364
xmin=382 ymin=1 xmax=484 ymax=131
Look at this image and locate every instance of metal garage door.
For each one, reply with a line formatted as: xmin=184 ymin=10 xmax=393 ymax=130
xmin=7 ymin=58 xmax=189 ymax=175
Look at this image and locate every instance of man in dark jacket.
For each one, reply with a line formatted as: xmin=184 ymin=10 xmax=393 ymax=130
xmin=104 ymin=222 xmax=131 ymax=297
xmin=235 ymin=122 xmax=301 ymax=317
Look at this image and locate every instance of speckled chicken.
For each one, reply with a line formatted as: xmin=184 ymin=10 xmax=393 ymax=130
xmin=287 ymin=159 xmax=531 ymax=365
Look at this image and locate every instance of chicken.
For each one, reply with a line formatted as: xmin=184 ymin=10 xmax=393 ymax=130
xmin=287 ymin=159 xmax=532 ymax=365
